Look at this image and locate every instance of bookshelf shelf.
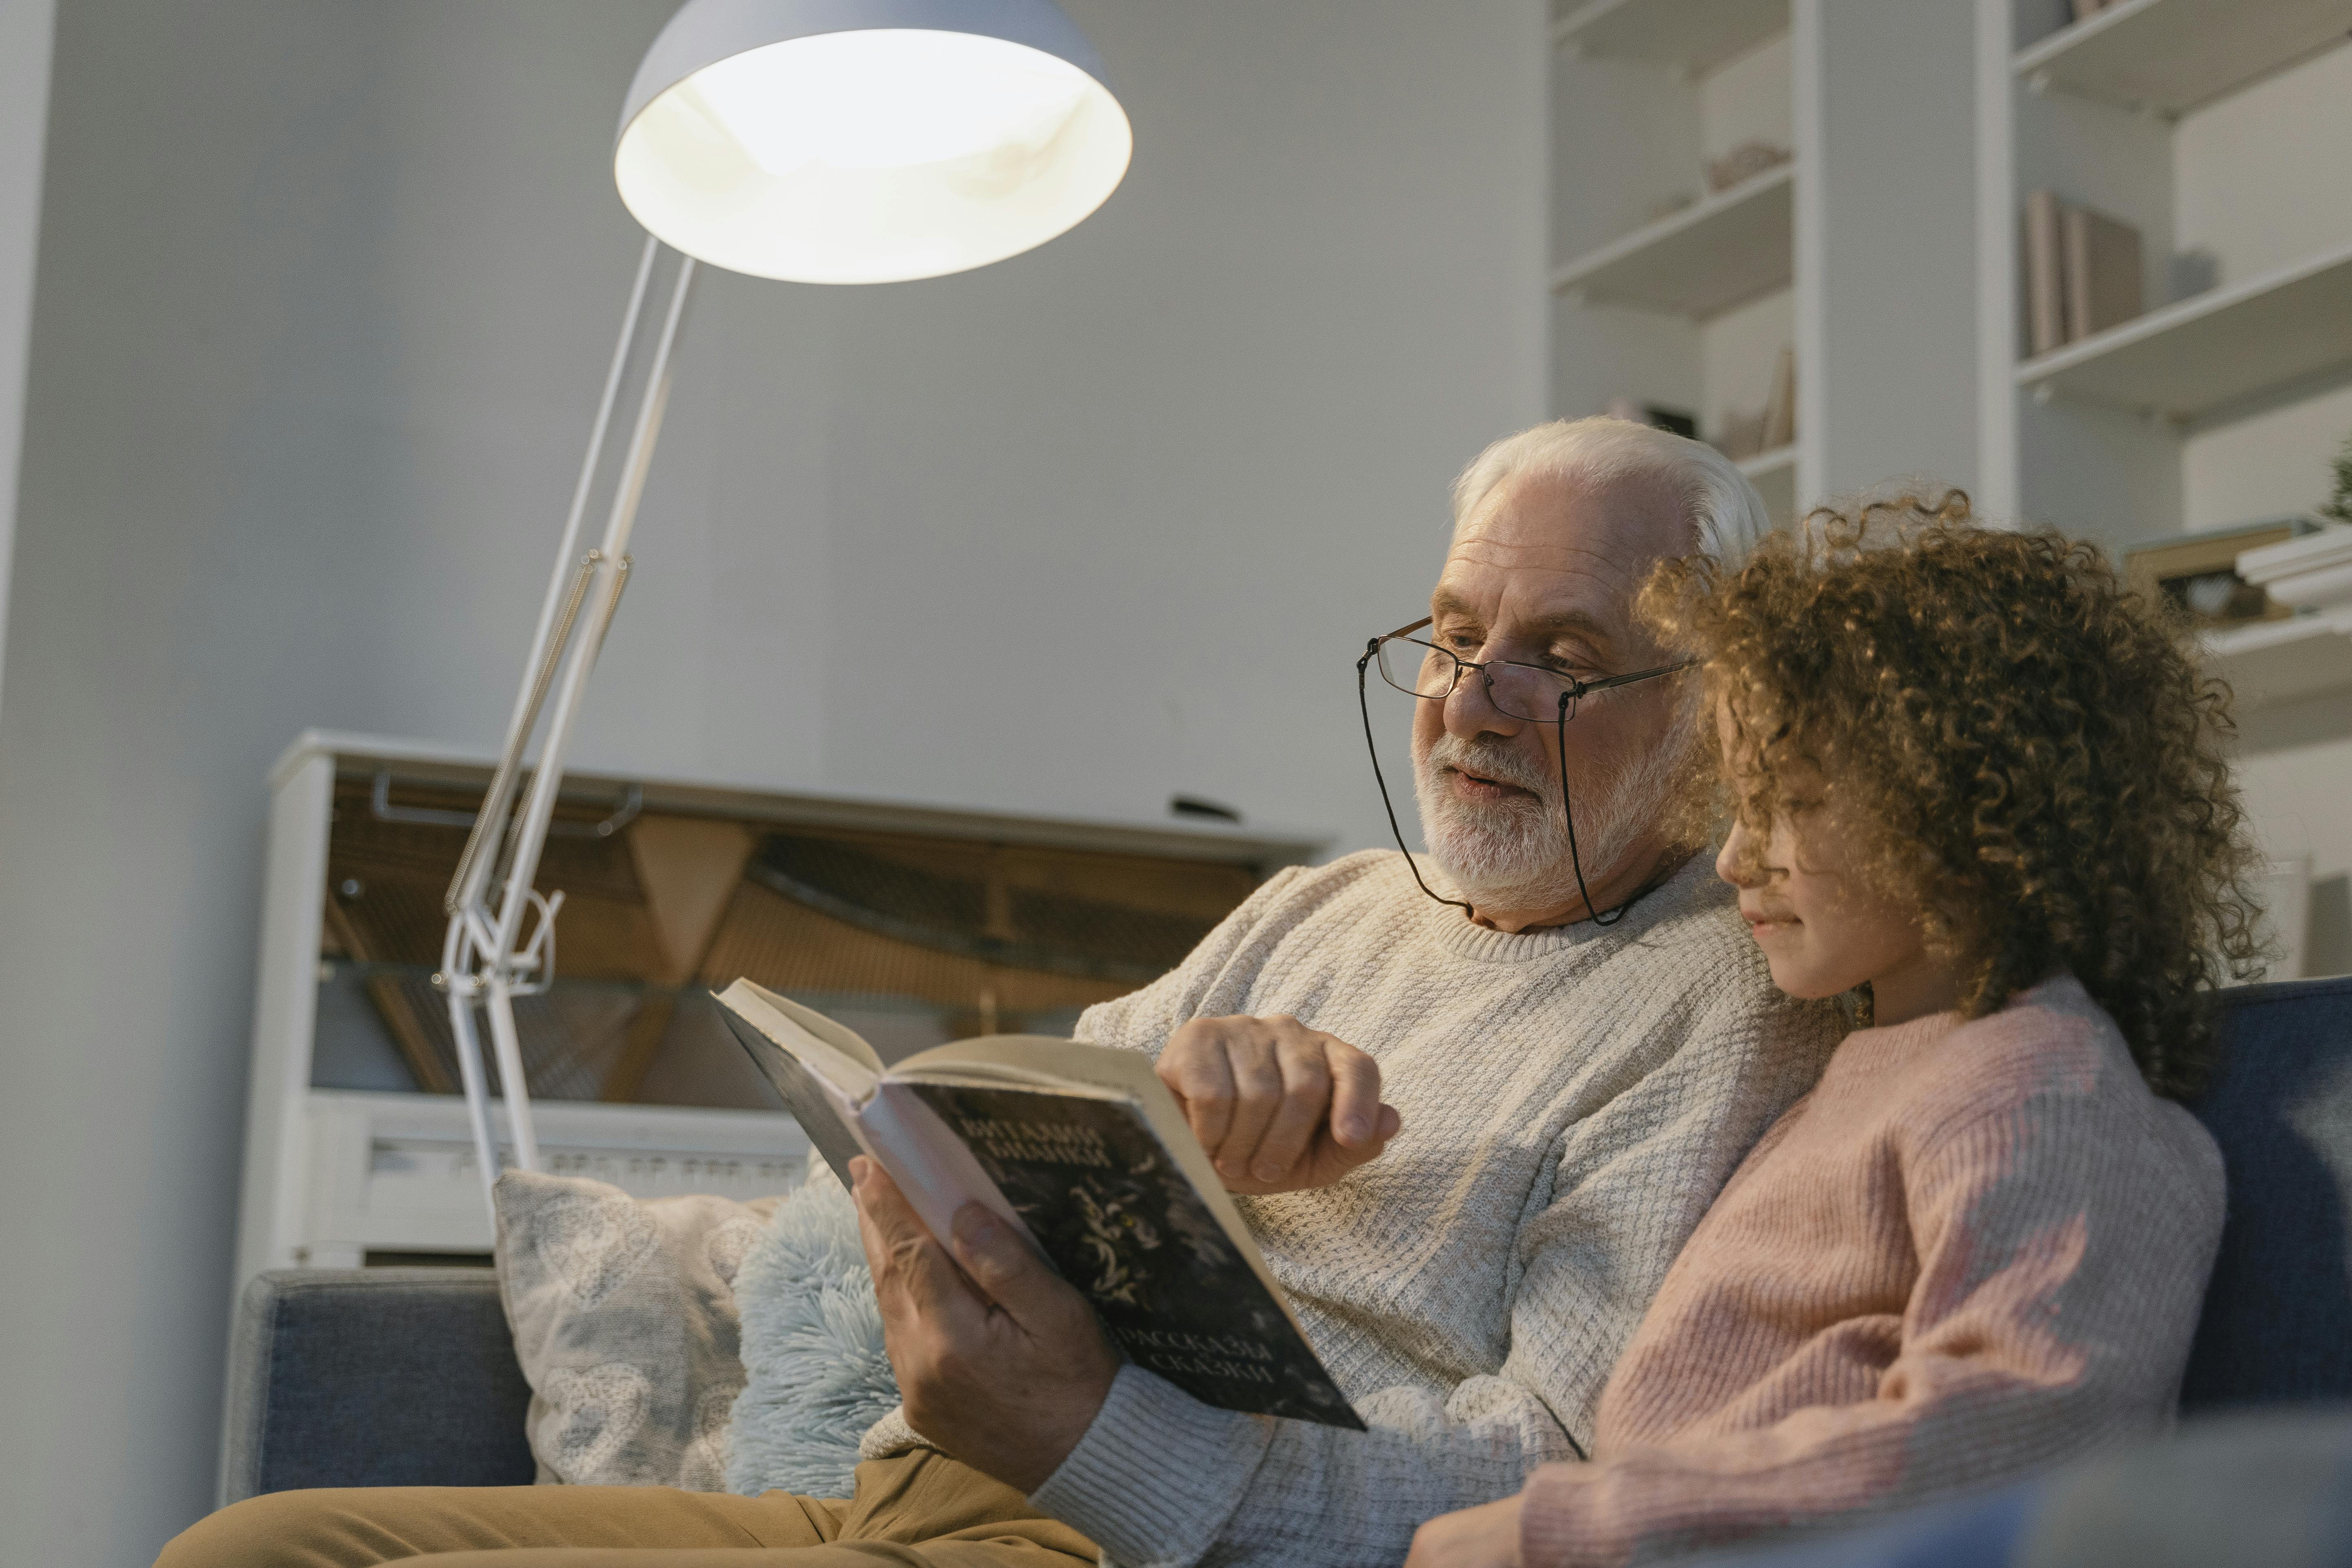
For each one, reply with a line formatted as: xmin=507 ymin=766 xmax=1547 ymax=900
xmin=1737 ymin=444 xmax=1797 ymax=525
xmin=1552 ymin=0 xmax=1788 ymax=75
xmin=2205 ymin=607 xmax=2352 ymax=706
xmin=1548 ymin=164 xmax=1793 ymax=318
xmin=2015 ymin=239 xmax=2352 ymax=419
xmin=2015 ymin=0 xmax=2352 ymax=116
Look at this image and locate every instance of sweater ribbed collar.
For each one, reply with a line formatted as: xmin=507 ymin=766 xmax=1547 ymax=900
xmin=1407 ymin=851 xmax=1726 ymax=964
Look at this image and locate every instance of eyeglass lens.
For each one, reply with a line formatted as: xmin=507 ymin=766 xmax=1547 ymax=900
xmin=1373 ymin=637 xmax=1581 ymax=724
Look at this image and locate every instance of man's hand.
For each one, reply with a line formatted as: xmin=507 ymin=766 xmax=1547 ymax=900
xmin=1405 ymin=1493 xmax=1525 ymax=1568
xmin=1157 ymin=1015 xmax=1403 ymax=1194
xmin=850 ymin=1157 xmax=1120 ymax=1494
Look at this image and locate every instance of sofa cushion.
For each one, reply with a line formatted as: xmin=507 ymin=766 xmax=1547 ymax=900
xmin=493 ymin=1170 xmax=781 ymax=1488
xmin=2180 ymin=975 xmax=2352 ymax=1413
xmin=221 ymin=1268 xmax=534 ymax=1504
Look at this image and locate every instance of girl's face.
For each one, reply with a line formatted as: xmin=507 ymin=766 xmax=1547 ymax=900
xmin=1712 ymin=705 xmax=1961 ymax=1027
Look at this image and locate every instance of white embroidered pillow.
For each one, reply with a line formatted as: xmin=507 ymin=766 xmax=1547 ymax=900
xmin=492 ymin=1170 xmax=782 ymax=1488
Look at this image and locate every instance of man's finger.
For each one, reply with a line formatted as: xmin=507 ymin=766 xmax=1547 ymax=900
xmin=1248 ymin=1034 xmax=1332 ymax=1181
xmin=947 ymin=1203 xmax=1087 ymax=1330
xmin=1302 ymin=1102 xmax=1404 ymax=1188
xmin=1217 ymin=1034 xmax=1284 ymax=1180
xmin=1326 ymin=1042 xmax=1384 ymax=1148
xmin=1160 ymin=1035 xmax=1238 ymax=1158
xmin=853 ymin=1160 xmax=986 ymax=1325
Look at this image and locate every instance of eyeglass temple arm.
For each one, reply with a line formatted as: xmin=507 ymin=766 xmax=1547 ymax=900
xmin=1573 ymin=657 xmax=1699 ymax=696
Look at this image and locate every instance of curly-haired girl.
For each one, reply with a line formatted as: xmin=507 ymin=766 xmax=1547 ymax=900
xmin=1408 ymin=493 xmax=2259 ymax=1568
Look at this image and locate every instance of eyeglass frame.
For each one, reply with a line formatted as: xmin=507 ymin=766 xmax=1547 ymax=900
xmin=1353 ymin=616 xmax=1697 ymax=928
xmin=1372 ymin=617 xmax=1696 ymax=722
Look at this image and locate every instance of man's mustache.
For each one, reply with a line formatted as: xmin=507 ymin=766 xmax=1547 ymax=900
xmin=1423 ymin=735 xmax=1555 ymax=800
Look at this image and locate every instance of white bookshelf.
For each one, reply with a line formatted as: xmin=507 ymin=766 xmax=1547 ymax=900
xmin=1553 ymin=0 xmax=1789 ymax=75
xmin=2018 ymin=240 xmax=2352 ymax=418
xmin=1550 ymin=164 xmax=1793 ymax=317
xmin=1737 ymin=443 xmax=1798 ymax=525
xmin=1979 ymin=0 xmax=2352 ymax=630
xmin=1550 ymin=0 xmax=1981 ymax=534
xmin=2205 ymin=607 xmax=2352 ymax=707
xmin=1981 ymin=0 xmax=2352 ymax=977
xmin=2013 ymin=0 xmax=2352 ymax=115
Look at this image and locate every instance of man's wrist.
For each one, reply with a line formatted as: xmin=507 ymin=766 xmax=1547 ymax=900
xmin=1029 ymin=1366 xmax=1274 ymax=1568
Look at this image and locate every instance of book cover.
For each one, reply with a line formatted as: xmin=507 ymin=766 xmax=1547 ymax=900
xmin=2064 ymin=204 xmax=2142 ymax=342
xmin=2025 ymin=189 xmax=2066 ymax=356
xmin=900 ymin=1079 xmax=1364 ymax=1430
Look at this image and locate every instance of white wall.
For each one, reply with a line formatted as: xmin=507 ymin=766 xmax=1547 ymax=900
xmin=0 ymin=3 xmax=1545 ymax=1561
xmin=0 ymin=0 xmax=54 ymax=706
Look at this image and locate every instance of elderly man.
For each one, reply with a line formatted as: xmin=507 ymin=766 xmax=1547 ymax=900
xmin=160 ymin=418 xmax=1841 ymax=1568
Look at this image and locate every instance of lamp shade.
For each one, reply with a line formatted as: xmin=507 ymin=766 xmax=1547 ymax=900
xmin=615 ymin=0 xmax=1132 ymax=284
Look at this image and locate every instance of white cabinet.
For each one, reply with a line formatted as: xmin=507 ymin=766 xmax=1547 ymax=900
xmin=232 ymin=731 xmax=1324 ymax=1290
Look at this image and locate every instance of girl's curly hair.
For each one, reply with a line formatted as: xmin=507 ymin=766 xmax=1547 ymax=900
xmin=1637 ymin=490 xmax=2266 ymax=1099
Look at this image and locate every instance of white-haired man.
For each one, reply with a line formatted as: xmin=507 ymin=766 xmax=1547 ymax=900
xmin=844 ymin=416 xmax=1845 ymax=1562
xmin=160 ymin=419 xmax=1842 ymax=1568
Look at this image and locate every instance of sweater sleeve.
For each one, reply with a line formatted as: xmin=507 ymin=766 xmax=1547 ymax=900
xmin=1514 ymin=1080 xmax=2225 ymax=1568
xmin=1030 ymin=969 xmax=1843 ymax=1568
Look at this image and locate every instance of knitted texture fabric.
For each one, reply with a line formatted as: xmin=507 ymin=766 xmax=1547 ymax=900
xmin=1016 ymin=849 xmax=1845 ymax=1568
xmin=1517 ymin=973 xmax=2226 ymax=1568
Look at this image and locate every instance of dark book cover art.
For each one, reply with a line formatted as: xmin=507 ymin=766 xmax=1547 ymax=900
xmin=899 ymin=1081 xmax=1364 ymax=1430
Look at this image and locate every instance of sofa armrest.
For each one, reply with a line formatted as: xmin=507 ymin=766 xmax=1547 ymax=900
xmin=220 ymin=1268 xmax=536 ymax=1506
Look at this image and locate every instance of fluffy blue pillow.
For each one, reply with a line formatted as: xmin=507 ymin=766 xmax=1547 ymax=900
xmin=724 ymin=1161 xmax=902 ymax=1498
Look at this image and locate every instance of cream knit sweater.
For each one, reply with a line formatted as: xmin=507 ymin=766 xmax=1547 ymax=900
xmin=1519 ymin=974 xmax=2225 ymax=1566
xmin=1015 ymin=849 xmax=1845 ymax=1568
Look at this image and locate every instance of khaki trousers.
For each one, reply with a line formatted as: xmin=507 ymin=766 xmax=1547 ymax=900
xmin=157 ymin=1452 xmax=1099 ymax=1568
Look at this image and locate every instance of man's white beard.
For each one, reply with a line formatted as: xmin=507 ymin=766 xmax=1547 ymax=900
xmin=1412 ymin=727 xmax=1682 ymax=911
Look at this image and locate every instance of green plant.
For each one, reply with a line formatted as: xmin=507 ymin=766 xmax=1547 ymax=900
xmin=2325 ymin=432 xmax=2352 ymax=525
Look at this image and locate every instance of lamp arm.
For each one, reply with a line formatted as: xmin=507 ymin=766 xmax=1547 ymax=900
xmin=437 ymin=243 xmax=698 ymax=1208
xmin=444 ymin=237 xmax=662 ymax=924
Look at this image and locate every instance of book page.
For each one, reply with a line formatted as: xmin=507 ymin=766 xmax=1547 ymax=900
xmin=723 ymin=980 xmax=887 ymax=1085
xmin=714 ymin=995 xmax=870 ymax=1188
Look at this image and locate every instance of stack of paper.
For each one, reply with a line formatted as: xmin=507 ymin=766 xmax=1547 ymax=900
xmin=2238 ymin=525 xmax=2352 ymax=611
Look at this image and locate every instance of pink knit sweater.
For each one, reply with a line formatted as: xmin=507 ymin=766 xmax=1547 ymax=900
xmin=1519 ymin=974 xmax=2225 ymax=1567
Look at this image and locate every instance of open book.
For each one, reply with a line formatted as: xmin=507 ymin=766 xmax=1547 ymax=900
xmin=713 ymin=978 xmax=1363 ymax=1430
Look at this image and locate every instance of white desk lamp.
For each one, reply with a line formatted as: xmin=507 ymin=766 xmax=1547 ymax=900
xmin=435 ymin=0 xmax=1132 ymax=1218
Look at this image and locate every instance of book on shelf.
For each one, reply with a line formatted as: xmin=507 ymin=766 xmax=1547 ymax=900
xmin=712 ymin=978 xmax=1365 ymax=1431
xmin=2025 ymin=190 xmax=2067 ymax=356
xmin=2024 ymin=191 xmax=2144 ymax=355
xmin=2236 ymin=523 xmax=2352 ymax=585
xmin=2126 ymin=519 xmax=2312 ymax=629
xmin=2266 ymin=561 xmax=2352 ymax=611
xmin=1761 ymin=346 xmax=1797 ymax=452
xmin=2064 ymin=205 xmax=2143 ymax=342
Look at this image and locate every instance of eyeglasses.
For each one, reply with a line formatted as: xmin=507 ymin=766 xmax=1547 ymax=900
xmin=1354 ymin=617 xmax=1694 ymax=928
xmin=1370 ymin=618 xmax=1695 ymax=724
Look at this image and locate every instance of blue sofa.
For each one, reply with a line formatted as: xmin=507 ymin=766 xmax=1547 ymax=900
xmin=218 ymin=976 xmax=2352 ymax=1555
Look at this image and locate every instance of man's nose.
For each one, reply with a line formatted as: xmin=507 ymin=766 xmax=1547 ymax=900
xmin=1441 ymin=665 xmax=1520 ymax=739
